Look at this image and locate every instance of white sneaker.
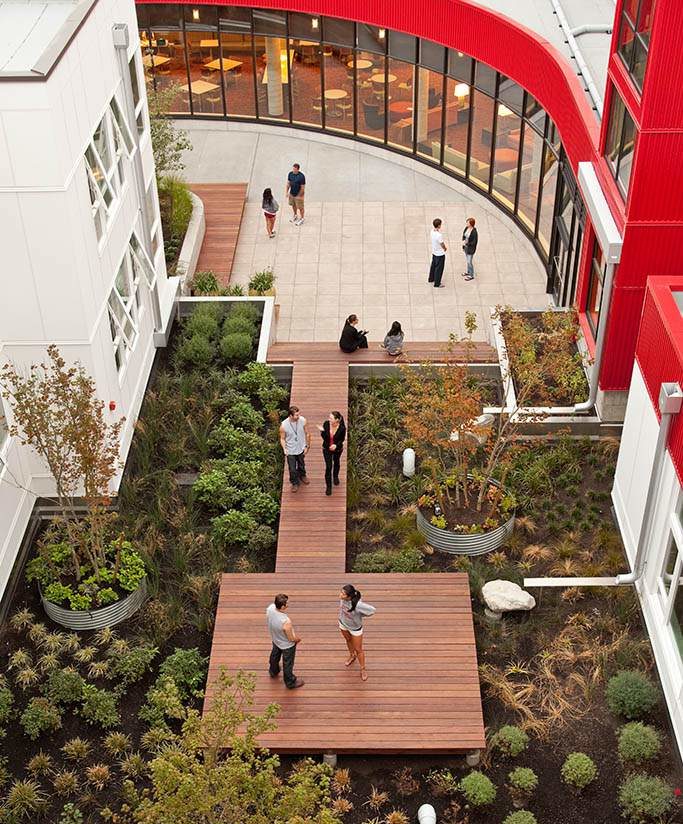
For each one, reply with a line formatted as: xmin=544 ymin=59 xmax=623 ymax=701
xmin=289 ymin=217 xmax=297 ymax=223
xmin=296 ymin=217 xmax=305 ymax=225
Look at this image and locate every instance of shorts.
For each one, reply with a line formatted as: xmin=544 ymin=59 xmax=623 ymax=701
xmin=288 ymin=194 xmax=304 ymax=208
xmin=263 ymin=211 xmax=277 ymax=218
xmin=339 ymin=622 xmax=362 ymax=637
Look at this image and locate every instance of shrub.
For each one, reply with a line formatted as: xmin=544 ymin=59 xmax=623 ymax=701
xmin=26 ymin=752 xmax=52 ymax=776
xmin=115 ymin=541 xmax=147 ymax=592
xmin=61 ymin=738 xmax=91 ymax=761
xmin=158 ymin=647 xmax=208 ymax=699
xmin=53 ymin=770 xmax=79 ymax=796
xmin=618 ymin=774 xmax=675 ymax=823
xmin=139 ymin=677 xmax=185 ymax=728
xmin=103 ymin=732 xmax=132 ymax=756
xmin=0 ymin=682 xmax=14 ymax=726
xmin=85 ymin=764 xmax=111 ymax=790
xmin=237 ymin=362 xmax=278 ymax=396
xmin=353 ymin=547 xmax=425 ymax=573
xmin=606 ymin=671 xmax=658 ymax=719
xmin=176 ymin=333 xmax=214 ymax=369
xmin=3 ymin=779 xmax=47 ymax=820
xmin=185 ymin=303 xmax=222 ymax=338
xmin=20 ymin=698 xmax=63 ymax=740
xmin=80 ymin=685 xmax=120 ymax=728
xmin=491 ymin=725 xmax=529 ymax=758
xmin=223 ymin=314 xmax=256 ymax=337
xmin=248 ymin=267 xmax=275 ymax=294
xmin=211 ymin=510 xmax=258 ymax=546
xmin=617 ymin=722 xmax=662 ymax=765
xmin=560 ymin=752 xmax=597 ymax=792
xmin=158 ymin=175 xmax=192 ymax=240
xmin=229 ymin=302 xmax=260 ymax=322
xmin=242 ymin=490 xmax=279 ymax=525
xmin=207 ymin=458 xmax=264 ymax=490
xmin=191 ymin=270 xmax=220 ymax=295
xmin=59 ymin=803 xmax=84 ymax=824
xmin=459 ymin=771 xmax=496 ymax=807
xmin=227 ymin=399 xmax=264 ymax=432
xmin=193 ymin=469 xmax=243 ymax=511
xmin=224 ymin=284 xmax=245 ymax=296
xmin=220 ymin=332 xmax=253 ymax=364
xmin=503 ymin=812 xmax=537 ymax=824
xmin=44 ymin=667 xmax=85 ymax=704
xmin=108 ymin=644 xmax=158 ymax=689
xmin=208 ymin=421 xmax=264 ymax=461
xmin=247 ymin=524 xmax=277 ymax=553
xmin=507 ymin=767 xmax=538 ymax=797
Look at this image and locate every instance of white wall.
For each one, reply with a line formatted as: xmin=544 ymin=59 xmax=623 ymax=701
xmin=612 ymin=361 xmax=683 ymax=758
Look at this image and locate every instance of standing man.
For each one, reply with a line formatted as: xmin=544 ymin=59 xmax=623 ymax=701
xmin=286 ymin=162 xmax=306 ymax=225
xmin=280 ymin=405 xmax=311 ymax=492
xmin=428 ymin=218 xmax=447 ymax=288
xmin=461 ymin=216 xmax=478 ymax=281
xmin=267 ymin=594 xmax=304 ymax=689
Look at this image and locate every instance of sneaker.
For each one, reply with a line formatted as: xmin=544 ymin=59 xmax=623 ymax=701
xmin=291 ymin=484 xmax=299 ymax=493
xmin=333 ymin=477 xmax=340 ymax=486
xmin=289 ymin=217 xmax=297 ymax=223
xmin=325 ymin=487 xmax=332 ymax=496
xmin=269 ymin=670 xmax=280 ymax=678
xmin=464 ymin=275 xmax=474 ymax=281
xmin=269 ymin=231 xmax=276 ymax=238
xmin=296 ymin=217 xmax=305 ymax=225
xmin=287 ymin=678 xmax=305 ymax=689
xmin=299 ymin=476 xmax=310 ymax=485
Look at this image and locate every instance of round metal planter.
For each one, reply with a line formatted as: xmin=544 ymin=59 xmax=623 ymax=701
xmin=41 ymin=578 xmax=147 ymax=631
xmin=416 ymin=507 xmax=515 ymax=556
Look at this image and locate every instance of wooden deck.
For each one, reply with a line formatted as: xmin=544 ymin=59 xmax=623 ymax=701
xmin=206 ymin=574 xmax=485 ymax=753
xmin=190 ymin=183 xmax=248 ymax=285
xmin=267 ymin=340 xmax=498 ymax=364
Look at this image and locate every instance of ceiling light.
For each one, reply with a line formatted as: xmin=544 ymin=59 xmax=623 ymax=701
xmin=378 ymin=29 xmax=386 ymax=39
xmin=454 ymin=82 xmax=469 ymax=98
xmin=192 ymin=7 xmax=199 ymax=20
xmin=312 ymin=17 xmax=319 ymax=29
xmin=498 ymin=104 xmax=514 ymax=116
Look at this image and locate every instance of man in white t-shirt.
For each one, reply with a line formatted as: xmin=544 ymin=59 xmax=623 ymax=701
xmin=427 ymin=217 xmax=447 ymax=288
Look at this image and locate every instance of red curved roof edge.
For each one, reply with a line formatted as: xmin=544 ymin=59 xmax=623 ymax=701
xmin=136 ymin=0 xmax=602 ymax=172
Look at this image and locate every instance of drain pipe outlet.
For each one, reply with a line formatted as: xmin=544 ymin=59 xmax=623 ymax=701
xmin=550 ymin=0 xmax=604 ymax=115
xmin=616 ymin=382 xmax=683 ymax=585
xmin=571 ymin=24 xmax=613 ymax=37
xmin=417 ymin=804 xmax=437 ymax=824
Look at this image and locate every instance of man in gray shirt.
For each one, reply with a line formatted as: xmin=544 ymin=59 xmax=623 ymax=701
xmin=267 ymin=593 xmax=304 ymax=689
xmin=279 ymin=405 xmax=311 ymax=492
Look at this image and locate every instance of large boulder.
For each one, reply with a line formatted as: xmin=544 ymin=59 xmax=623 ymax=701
xmin=481 ymin=580 xmax=536 ymax=617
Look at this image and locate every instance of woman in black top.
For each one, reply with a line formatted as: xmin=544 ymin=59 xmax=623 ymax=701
xmin=339 ymin=314 xmax=368 ymax=353
xmin=319 ymin=411 xmax=346 ymax=495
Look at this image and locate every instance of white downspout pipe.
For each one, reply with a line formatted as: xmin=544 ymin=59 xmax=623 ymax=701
xmin=571 ymin=24 xmax=613 ymax=37
xmin=550 ymin=0 xmax=605 ymax=116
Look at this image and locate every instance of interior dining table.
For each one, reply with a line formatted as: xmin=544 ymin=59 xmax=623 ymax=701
xmin=348 ymin=58 xmax=373 ymax=70
xmin=203 ymin=58 xmax=243 ymax=72
xmin=142 ymin=54 xmax=170 ymax=69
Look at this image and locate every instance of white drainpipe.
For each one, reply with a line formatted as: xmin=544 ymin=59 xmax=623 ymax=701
xmin=550 ymin=0 xmax=605 ymax=116
xmin=571 ymin=24 xmax=613 ymax=37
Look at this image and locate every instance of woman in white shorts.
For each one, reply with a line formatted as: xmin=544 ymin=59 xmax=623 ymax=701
xmin=338 ymin=583 xmax=376 ymax=681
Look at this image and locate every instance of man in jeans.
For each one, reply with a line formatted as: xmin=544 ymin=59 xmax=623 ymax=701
xmin=286 ymin=162 xmax=306 ymax=225
xmin=428 ymin=217 xmax=447 ymax=288
xmin=267 ymin=594 xmax=304 ymax=689
xmin=279 ymin=405 xmax=311 ymax=492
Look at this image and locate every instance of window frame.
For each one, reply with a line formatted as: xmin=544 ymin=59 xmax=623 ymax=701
xmin=604 ymin=88 xmax=637 ymax=200
xmin=616 ymin=0 xmax=651 ymax=93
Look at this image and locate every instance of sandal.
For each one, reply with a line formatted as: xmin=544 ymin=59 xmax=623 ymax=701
xmin=360 ymin=668 xmax=368 ymax=681
xmin=345 ymin=652 xmax=357 ymax=667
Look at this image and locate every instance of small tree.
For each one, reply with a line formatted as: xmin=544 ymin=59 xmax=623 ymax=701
xmin=146 ymin=80 xmax=192 ymax=178
xmin=0 ymin=345 xmax=123 ymax=578
xmin=136 ymin=668 xmax=341 ymax=824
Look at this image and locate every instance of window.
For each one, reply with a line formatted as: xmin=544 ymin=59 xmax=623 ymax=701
xmin=0 ymin=400 xmax=8 ymax=460
xmin=617 ymin=0 xmax=653 ymax=92
xmin=586 ymin=239 xmax=606 ymax=336
xmin=658 ymin=512 xmax=683 ymax=658
xmin=84 ymin=97 xmax=133 ymax=242
xmin=604 ymin=89 xmax=636 ymax=199
xmin=128 ymin=54 xmax=146 ymax=135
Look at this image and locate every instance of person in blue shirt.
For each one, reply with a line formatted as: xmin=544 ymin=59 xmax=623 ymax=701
xmin=286 ymin=163 xmax=306 ymax=226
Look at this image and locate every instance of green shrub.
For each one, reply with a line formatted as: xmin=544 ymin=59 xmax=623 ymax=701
xmin=353 ymin=547 xmax=425 ymax=573
xmin=158 ymin=175 xmax=192 ymax=240
xmin=211 ymin=510 xmax=258 ymax=546
xmin=209 ymin=421 xmax=264 ymax=461
xmin=220 ymin=332 xmax=253 ymax=364
xmin=560 ymin=752 xmax=597 ymax=791
xmin=459 ymin=771 xmax=496 ymax=807
xmin=617 ymin=722 xmax=662 ymax=765
xmin=507 ymin=767 xmax=538 ymax=796
xmin=503 ymin=812 xmax=537 ymax=824
xmin=224 ymin=284 xmax=245 ymax=296
xmin=227 ymin=399 xmax=264 ymax=432
xmin=223 ymin=314 xmax=256 ymax=337
xmin=208 ymin=459 xmax=264 ymax=489
xmin=247 ymin=524 xmax=277 ymax=553
xmin=237 ymin=362 xmax=278 ymax=396
xmin=606 ymin=671 xmax=658 ymax=719
xmin=115 ymin=541 xmax=147 ymax=592
xmin=185 ymin=303 xmax=223 ymax=338
xmin=0 ymin=682 xmax=14 ymax=726
xmin=3 ymin=779 xmax=47 ymax=819
xmin=491 ymin=725 xmax=529 ymax=758
xmin=139 ymin=677 xmax=185 ymax=728
xmin=176 ymin=333 xmax=214 ymax=369
xmin=20 ymin=698 xmax=63 ymax=740
xmin=618 ymin=774 xmax=674 ymax=823
xmin=191 ymin=271 xmax=220 ymax=295
xmin=242 ymin=490 xmax=279 ymax=525
xmin=229 ymin=302 xmax=260 ymax=322
xmin=59 ymin=802 xmax=84 ymax=824
xmin=193 ymin=469 xmax=243 ymax=511
xmin=158 ymin=648 xmax=208 ymax=699
xmin=43 ymin=668 xmax=85 ymax=704
xmin=108 ymin=644 xmax=158 ymax=689
xmin=80 ymin=685 xmax=120 ymax=728
xmin=248 ymin=267 xmax=274 ymax=294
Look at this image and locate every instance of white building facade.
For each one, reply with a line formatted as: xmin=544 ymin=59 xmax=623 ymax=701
xmin=0 ymin=0 xmax=177 ymax=599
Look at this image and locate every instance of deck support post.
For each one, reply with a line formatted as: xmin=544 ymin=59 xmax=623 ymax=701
xmin=466 ymin=749 xmax=481 ymax=767
xmin=323 ymin=752 xmax=337 ymax=768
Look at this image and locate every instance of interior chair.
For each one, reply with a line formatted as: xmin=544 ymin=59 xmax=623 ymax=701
xmin=363 ymin=101 xmax=384 ymax=131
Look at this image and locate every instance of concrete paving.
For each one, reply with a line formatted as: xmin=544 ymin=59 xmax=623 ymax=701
xmin=179 ymin=124 xmax=550 ymax=342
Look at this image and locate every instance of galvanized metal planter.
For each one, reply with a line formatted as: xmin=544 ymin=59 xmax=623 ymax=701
xmin=41 ymin=578 xmax=147 ymax=631
xmin=417 ymin=508 xmax=515 ymax=555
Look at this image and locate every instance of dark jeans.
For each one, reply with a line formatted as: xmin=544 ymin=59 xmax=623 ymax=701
xmin=323 ymin=447 xmax=343 ymax=490
xmin=341 ymin=335 xmax=368 ymax=353
xmin=269 ymin=643 xmax=297 ymax=687
xmin=287 ymin=452 xmax=307 ymax=486
xmin=428 ymin=254 xmax=446 ymax=286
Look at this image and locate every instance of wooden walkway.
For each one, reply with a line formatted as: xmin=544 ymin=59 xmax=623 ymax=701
xmin=268 ymin=340 xmax=498 ymax=364
xmin=204 ymin=342 xmax=487 ymax=754
xmin=190 ymin=183 xmax=248 ymax=285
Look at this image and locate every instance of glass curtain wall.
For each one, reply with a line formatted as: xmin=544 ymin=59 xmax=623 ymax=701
xmin=138 ymin=6 xmax=584 ymax=273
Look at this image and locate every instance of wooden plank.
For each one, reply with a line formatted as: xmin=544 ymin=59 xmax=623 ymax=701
xmin=267 ymin=340 xmax=498 ymax=364
xmin=189 ymin=183 xmax=248 ymax=286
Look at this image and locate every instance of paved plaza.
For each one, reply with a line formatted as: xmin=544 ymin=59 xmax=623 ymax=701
xmin=180 ymin=125 xmax=550 ymax=342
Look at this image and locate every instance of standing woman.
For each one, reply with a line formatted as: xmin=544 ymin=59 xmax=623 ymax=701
xmin=461 ymin=216 xmax=478 ymax=281
xmin=338 ymin=584 xmax=376 ymax=681
xmin=262 ymin=187 xmax=279 ymax=238
xmin=319 ymin=411 xmax=346 ymax=496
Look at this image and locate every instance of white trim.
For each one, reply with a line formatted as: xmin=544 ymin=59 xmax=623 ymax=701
xmin=577 ymin=161 xmax=623 ymax=263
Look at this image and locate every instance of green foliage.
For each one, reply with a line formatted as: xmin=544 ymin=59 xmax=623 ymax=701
xmin=211 ymin=510 xmax=258 ymax=546
xmin=507 ymin=767 xmax=538 ymax=795
xmin=223 ymin=314 xmax=256 ymax=337
xmin=79 ymin=685 xmax=120 ymax=728
xmin=20 ymin=697 xmax=63 ymax=740
xmin=43 ymin=667 xmax=85 ymax=705
xmin=247 ymin=524 xmax=277 ymax=553
xmin=242 ymin=490 xmax=279 ymax=525
xmin=606 ymin=671 xmax=658 ymax=719
xmin=209 ymin=420 xmax=264 ymax=461
xmin=114 ymin=540 xmax=146 ymax=592
xmin=224 ymin=284 xmax=245 ymax=296
xmin=175 ymin=333 xmax=214 ymax=370
xmin=58 ymin=803 xmax=84 ymax=824
xmin=191 ymin=271 xmax=220 ymax=296
xmin=207 ymin=459 xmax=264 ymax=490
xmin=139 ymin=677 xmax=185 ymax=729
xmin=220 ymin=332 xmax=253 ymax=365
xmin=491 ymin=725 xmax=529 ymax=758
xmin=2 ymin=778 xmax=47 ymax=820
xmin=226 ymin=399 xmax=264 ymax=432
xmin=618 ymin=774 xmax=675 ymax=823
xmin=185 ymin=303 xmax=223 ymax=340
xmin=108 ymin=644 xmax=158 ymax=689
xmin=502 ymin=813 xmax=537 ymax=824
xmin=459 ymin=771 xmax=496 ymax=807
xmin=0 ymin=682 xmax=14 ymax=726
xmin=158 ymin=647 xmax=208 ymax=700
xmin=353 ymin=547 xmax=425 ymax=573
xmin=61 ymin=738 xmax=91 ymax=762
xmin=617 ymin=722 xmax=662 ymax=765
xmin=248 ymin=267 xmax=275 ymax=294
xmin=237 ymin=362 xmax=278 ymax=396
xmin=147 ymin=81 xmax=192 ymax=177
xmin=193 ymin=468 xmax=244 ymax=511
xmin=560 ymin=752 xmax=597 ymax=791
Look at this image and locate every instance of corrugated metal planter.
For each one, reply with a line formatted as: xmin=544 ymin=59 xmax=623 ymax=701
xmin=41 ymin=579 xmax=147 ymax=631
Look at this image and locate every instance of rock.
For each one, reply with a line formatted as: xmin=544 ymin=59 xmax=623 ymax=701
xmin=481 ymin=580 xmax=536 ymax=614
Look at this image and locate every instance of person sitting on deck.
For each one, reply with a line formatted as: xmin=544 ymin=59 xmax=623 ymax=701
xmin=381 ymin=321 xmax=404 ymax=356
xmin=339 ymin=314 xmax=369 ymax=353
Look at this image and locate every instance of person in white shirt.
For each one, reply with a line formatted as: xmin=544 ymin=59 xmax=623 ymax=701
xmin=428 ymin=217 xmax=447 ymax=288
xmin=279 ymin=405 xmax=311 ymax=492
xmin=338 ymin=584 xmax=376 ymax=681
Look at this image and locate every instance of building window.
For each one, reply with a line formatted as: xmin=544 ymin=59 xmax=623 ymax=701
xmin=658 ymin=514 xmax=683 ymax=658
xmin=128 ymin=54 xmax=146 ymax=135
xmin=617 ymin=0 xmax=653 ymax=92
xmin=604 ymin=88 xmax=636 ymax=199
xmin=586 ymin=239 xmax=606 ymax=337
